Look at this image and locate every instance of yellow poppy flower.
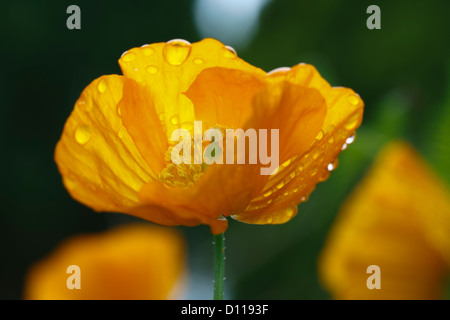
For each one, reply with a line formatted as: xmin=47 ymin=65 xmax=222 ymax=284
xmin=55 ymin=38 xmax=363 ymax=234
xmin=24 ymin=224 xmax=186 ymax=300
xmin=319 ymin=141 xmax=450 ymax=300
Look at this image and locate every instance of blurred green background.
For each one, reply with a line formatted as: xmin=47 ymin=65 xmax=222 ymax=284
xmin=1 ymin=0 xmax=449 ymax=299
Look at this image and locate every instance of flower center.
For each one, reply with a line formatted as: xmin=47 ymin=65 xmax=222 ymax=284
xmin=159 ymin=143 xmax=205 ymax=188
xmin=158 ymin=125 xmax=228 ymax=189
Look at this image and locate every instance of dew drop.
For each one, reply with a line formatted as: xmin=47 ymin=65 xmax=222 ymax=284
xmin=347 ymin=95 xmax=360 ymax=106
xmin=170 ymin=115 xmax=180 ymax=125
xmin=276 ymin=181 xmax=284 ymax=190
xmin=341 ymin=143 xmax=348 ymax=151
xmin=223 ymin=45 xmax=237 ymax=58
xmin=328 ymin=136 xmax=335 ymax=144
xmin=75 ymin=125 xmax=92 ymax=145
xmin=315 ymin=130 xmax=324 ymax=140
xmin=141 ymin=46 xmax=154 ymax=56
xmin=289 ymin=171 xmax=296 ymax=179
xmin=312 ymin=149 xmax=320 ymax=160
xmin=344 ymin=113 xmax=359 ymax=130
xmin=266 ymin=216 xmax=273 ymax=224
xmin=267 ymin=67 xmax=291 ymax=75
xmin=310 ymin=167 xmax=318 ymax=177
xmin=327 ymin=159 xmax=339 ymax=171
xmin=163 ymin=39 xmax=192 ymax=66
xmin=117 ymin=106 xmax=122 ymax=117
xmin=263 ymin=190 xmax=272 ymax=197
xmin=97 ymin=79 xmax=107 ymax=94
xmin=319 ymin=170 xmax=330 ymax=182
xmin=145 ymin=65 xmax=158 ymax=74
xmin=193 ymin=58 xmax=204 ymax=65
xmin=121 ymin=51 xmax=136 ymax=62
xmin=346 ymin=134 xmax=355 ymax=145
xmin=281 ymin=159 xmax=291 ymax=168
xmin=285 ymin=207 xmax=295 ymax=218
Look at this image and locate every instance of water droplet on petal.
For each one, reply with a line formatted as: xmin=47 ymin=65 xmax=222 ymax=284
xmin=223 ymin=45 xmax=237 ymax=58
xmin=341 ymin=143 xmax=348 ymax=150
xmin=344 ymin=113 xmax=360 ymax=130
xmin=117 ymin=106 xmax=122 ymax=117
xmin=121 ymin=51 xmax=136 ymax=62
xmin=347 ymin=95 xmax=360 ymax=106
xmin=75 ymin=125 xmax=92 ymax=145
xmin=285 ymin=207 xmax=295 ymax=218
xmin=319 ymin=170 xmax=330 ymax=181
xmin=263 ymin=190 xmax=272 ymax=197
xmin=141 ymin=46 xmax=154 ymax=56
xmin=266 ymin=216 xmax=273 ymax=224
xmin=163 ymin=39 xmax=192 ymax=66
xmin=146 ymin=65 xmax=158 ymax=74
xmin=193 ymin=58 xmax=204 ymax=65
xmin=315 ymin=130 xmax=324 ymax=140
xmin=276 ymin=181 xmax=284 ymax=189
xmin=97 ymin=79 xmax=107 ymax=93
xmin=170 ymin=115 xmax=179 ymax=125
xmin=310 ymin=167 xmax=318 ymax=177
xmin=327 ymin=159 xmax=339 ymax=171
xmin=312 ymin=149 xmax=320 ymax=160
xmin=267 ymin=67 xmax=291 ymax=75
xmin=328 ymin=136 xmax=335 ymax=144
xmin=346 ymin=134 xmax=355 ymax=145
xmin=282 ymin=159 xmax=291 ymax=168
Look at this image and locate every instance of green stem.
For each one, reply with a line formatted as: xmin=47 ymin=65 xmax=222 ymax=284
xmin=213 ymin=232 xmax=225 ymax=300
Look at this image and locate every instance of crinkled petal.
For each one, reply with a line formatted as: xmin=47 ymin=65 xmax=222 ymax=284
xmin=54 ymin=75 xmax=155 ymax=213
xmin=233 ymin=64 xmax=363 ymax=225
xmin=185 ymin=67 xmax=266 ymax=130
xmin=118 ymin=38 xmax=266 ymax=138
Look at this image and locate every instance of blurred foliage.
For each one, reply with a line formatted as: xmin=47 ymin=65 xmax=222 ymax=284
xmin=0 ymin=0 xmax=449 ymax=299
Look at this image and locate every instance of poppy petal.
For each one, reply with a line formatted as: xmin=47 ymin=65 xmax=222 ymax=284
xmin=118 ymin=38 xmax=266 ymax=138
xmin=233 ymin=64 xmax=363 ymax=225
xmin=55 ymin=75 xmax=155 ymax=213
xmin=185 ymin=67 xmax=266 ymax=130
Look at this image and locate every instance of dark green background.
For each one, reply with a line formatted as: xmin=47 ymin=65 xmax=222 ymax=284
xmin=1 ymin=0 xmax=449 ymax=299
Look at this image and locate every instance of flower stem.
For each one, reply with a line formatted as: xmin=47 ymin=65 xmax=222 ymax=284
xmin=213 ymin=232 xmax=225 ymax=300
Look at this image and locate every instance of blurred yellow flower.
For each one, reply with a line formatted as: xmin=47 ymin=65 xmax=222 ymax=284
xmin=55 ymin=38 xmax=363 ymax=234
xmin=319 ymin=141 xmax=450 ymax=299
xmin=24 ymin=224 xmax=186 ymax=300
